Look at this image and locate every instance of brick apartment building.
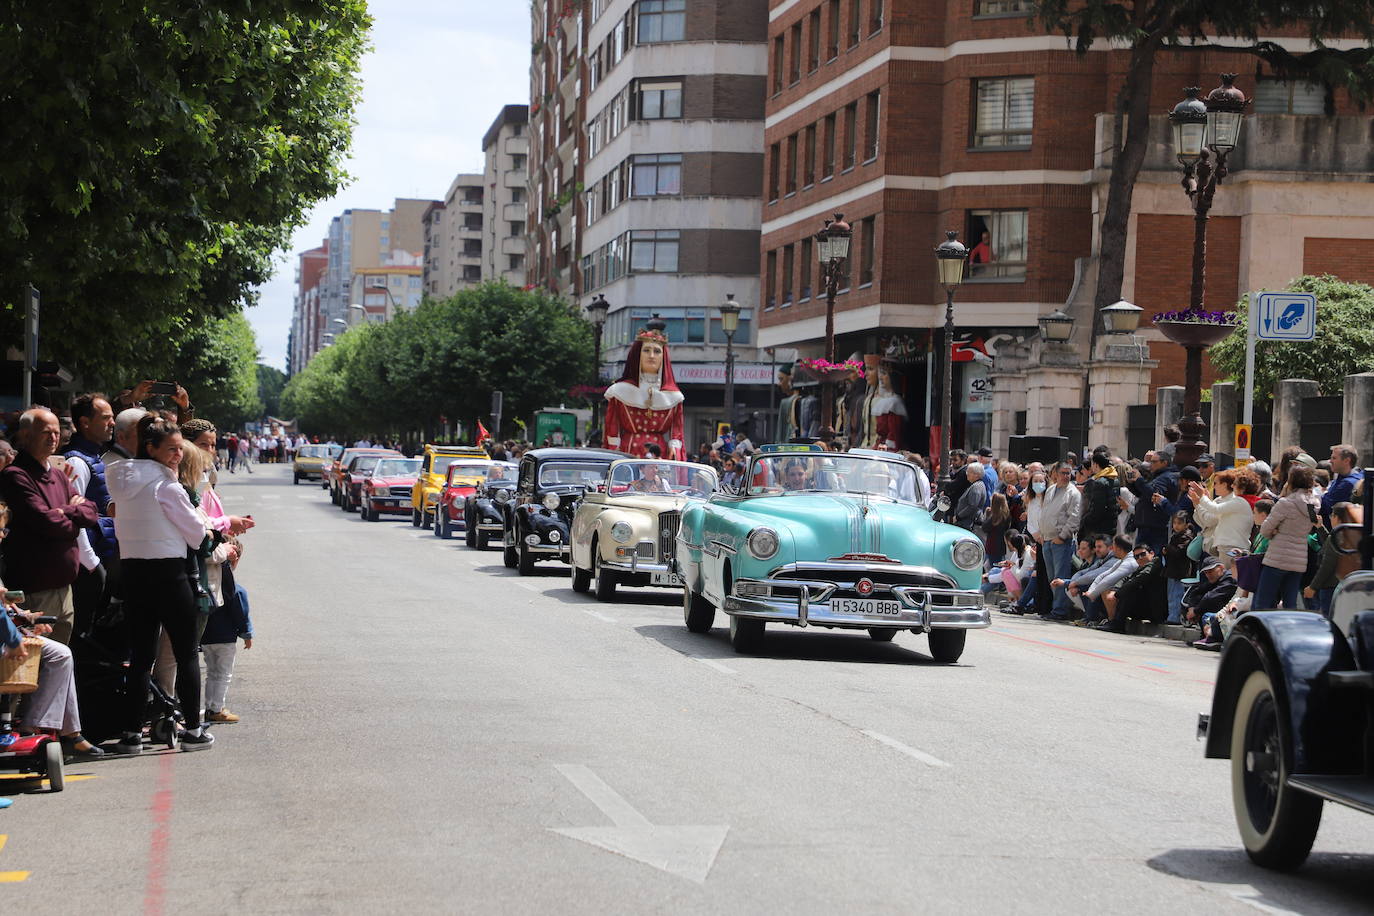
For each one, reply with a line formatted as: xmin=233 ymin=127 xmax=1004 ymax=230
xmin=760 ymin=0 xmax=1374 ymax=456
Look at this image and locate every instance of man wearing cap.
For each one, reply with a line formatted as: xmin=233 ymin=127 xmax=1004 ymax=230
xmin=1322 ymin=444 xmax=1362 ymax=529
xmin=1182 ymin=556 xmax=1237 ymax=628
xmin=1195 ymin=454 xmax=1216 ymax=497
xmin=975 ymin=447 xmax=998 ymax=508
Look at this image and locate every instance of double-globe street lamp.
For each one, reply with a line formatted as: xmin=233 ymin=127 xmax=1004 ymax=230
xmin=585 ymin=293 xmax=610 ymax=431
xmin=934 ymin=231 xmax=968 ymax=473
xmin=815 ymin=214 xmax=852 ymax=440
xmin=1165 ymin=74 xmax=1247 ymax=466
xmin=719 ymin=294 xmax=742 ymax=433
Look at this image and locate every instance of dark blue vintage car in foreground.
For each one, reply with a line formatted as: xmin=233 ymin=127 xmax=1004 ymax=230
xmin=1200 ymin=468 xmax=1374 ymax=869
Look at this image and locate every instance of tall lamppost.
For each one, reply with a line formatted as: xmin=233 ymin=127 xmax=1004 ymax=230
xmin=1162 ymin=75 xmax=1247 ymax=466
xmin=934 ymin=230 xmax=967 ymax=474
xmin=586 ymin=293 xmax=609 ymax=430
xmin=719 ymin=294 xmax=742 ymax=433
xmin=815 ymin=214 xmax=852 ymax=439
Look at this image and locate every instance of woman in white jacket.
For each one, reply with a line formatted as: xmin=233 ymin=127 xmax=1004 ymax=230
xmin=107 ymin=417 xmax=217 ymax=752
xmin=1189 ymin=469 xmax=1252 ymax=568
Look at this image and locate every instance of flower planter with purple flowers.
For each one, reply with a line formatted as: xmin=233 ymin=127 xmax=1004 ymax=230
xmin=1152 ymin=307 xmax=1240 ymax=348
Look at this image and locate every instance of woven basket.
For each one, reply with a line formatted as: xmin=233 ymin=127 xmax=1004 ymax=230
xmin=0 ymin=637 xmax=42 ymax=694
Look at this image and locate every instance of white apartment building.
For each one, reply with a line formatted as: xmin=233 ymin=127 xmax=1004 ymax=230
xmin=482 ymin=105 xmax=530 ymax=286
xmin=422 ymin=175 xmax=485 ymax=300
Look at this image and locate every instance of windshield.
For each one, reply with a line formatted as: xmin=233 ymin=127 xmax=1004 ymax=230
xmin=299 ymin=445 xmax=329 ymax=458
xmin=608 ymin=461 xmax=717 ymax=498
xmin=349 ymin=456 xmax=383 ymax=474
xmin=374 ymin=459 xmax=422 ymax=478
xmin=485 ymin=463 xmax=517 ymax=482
xmin=745 ymin=454 xmax=922 ymax=504
xmin=432 ymin=454 xmax=485 ymax=476
xmin=538 ymin=461 xmax=610 ymax=488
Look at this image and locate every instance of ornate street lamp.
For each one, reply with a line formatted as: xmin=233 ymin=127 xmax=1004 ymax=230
xmin=815 ymin=214 xmax=851 ymax=439
xmin=586 ymin=293 xmax=610 ymax=430
xmin=1037 ymin=307 xmax=1075 ymax=343
xmin=1161 ymin=75 xmax=1248 ymax=466
xmin=719 ymin=294 xmax=742 ymax=434
xmin=933 ymin=230 xmax=967 ymax=473
xmin=1100 ymin=299 xmax=1143 ymax=335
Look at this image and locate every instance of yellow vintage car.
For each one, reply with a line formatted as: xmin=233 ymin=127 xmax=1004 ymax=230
xmin=292 ymin=443 xmax=342 ymax=485
xmin=410 ymin=444 xmax=490 ymax=528
xmin=569 ymin=459 xmax=718 ymax=601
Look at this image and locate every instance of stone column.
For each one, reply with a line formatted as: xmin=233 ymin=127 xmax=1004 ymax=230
xmin=1271 ymin=379 xmax=1320 ymax=460
xmin=1343 ymin=371 xmax=1374 ymax=468
xmin=1210 ymin=381 xmax=1238 ymax=459
xmin=1156 ymin=385 xmax=1184 ymax=449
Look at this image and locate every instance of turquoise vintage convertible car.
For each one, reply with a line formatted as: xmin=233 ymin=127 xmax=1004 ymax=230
xmin=676 ymin=446 xmax=989 ymax=661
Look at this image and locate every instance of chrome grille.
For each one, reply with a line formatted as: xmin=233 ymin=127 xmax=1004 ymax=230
xmin=389 ymin=486 xmax=411 ymax=497
xmin=659 ymin=511 xmax=681 ymax=562
xmin=771 ymin=567 xmax=960 ymax=606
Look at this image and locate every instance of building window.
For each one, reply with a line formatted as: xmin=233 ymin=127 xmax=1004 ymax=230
xmin=843 ymin=103 xmax=858 ymax=170
xmin=709 ymin=309 xmax=752 ymax=345
xmin=509 ymin=220 xmax=524 ymax=237
xmin=630 ymin=230 xmax=679 ymax=272
xmin=509 ymin=254 xmax=524 ymax=270
xmin=973 ymin=77 xmax=1034 ymax=148
xmin=511 ymin=153 xmax=527 ymax=170
xmin=768 ymin=142 xmax=780 ymax=201
xmin=785 ymin=133 xmax=798 ymax=195
xmin=765 ymin=250 xmax=777 ymax=309
xmin=974 ymin=0 xmax=1029 ymax=16
xmin=869 ymin=0 xmax=883 ymax=33
xmin=631 ymin=153 xmax=682 ymax=196
xmin=848 ymin=0 xmax=861 ymax=48
xmin=409 ymin=276 xmax=422 ymax=289
xmin=799 ymin=238 xmax=813 ymax=300
xmin=807 ymin=10 xmax=821 ymax=72
xmin=772 ymin=35 xmax=784 ymax=94
xmin=781 ymin=244 xmax=794 ymax=305
xmin=967 ymin=209 xmax=1028 ymax=281
xmin=863 ymin=90 xmax=880 ymax=161
xmin=789 ymin=23 xmax=801 ymax=85
xmin=822 ymin=113 xmax=836 ymax=177
xmin=803 ymin=123 xmax=817 ymax=187
xmin=511 ymin=188 xmax=524 ymax=203
xmin=464 ymin=266 xmax=481 ymax=282
xmin=636 ymin=0 xmax=685 ymax=43
xmin=1253 ymin=78 xmax=1325 ymax=114
xmin=637 ymin=79 xmax=683 ymax=119
xmin=827 ymin=0 xmax=840 ymax=59
xmin=858 ymin=216 xmax=875 ymax=285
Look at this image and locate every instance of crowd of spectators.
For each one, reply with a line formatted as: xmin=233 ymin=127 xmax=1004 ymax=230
xmin=1 ymin=385 xmax=258 ymax=809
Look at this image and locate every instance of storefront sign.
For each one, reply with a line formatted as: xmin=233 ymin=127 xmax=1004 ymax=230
xmin=640 ymin=363 xmax=777 ymax=385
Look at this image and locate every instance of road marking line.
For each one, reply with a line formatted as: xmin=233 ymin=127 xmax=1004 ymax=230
xmin=693 ymin=657 xmax=736 ymax=675
xmin=144 ymin=747 xmax=176 ymax=915
xmin=513 ymin=581 xmax=541 ymax=592
xmin=555 ymin=764 xmax=652 ymax=827
xmin=1137 ymin=664 xmax=1172 ymax=674
xmin=0 ymin=834 xmax=29 ymax=883
xmin=1220 ymin=885 xmax=1302 ymax=915
xmin=258 ymin=494 xmax=280 ymax=500
xmin=581 ymin=609 xmax=617 ymax=622
xmin=988 ymin=628 xmax=1125 ymax=662
xmin=860 ymin=729 xmax=950 ymax=768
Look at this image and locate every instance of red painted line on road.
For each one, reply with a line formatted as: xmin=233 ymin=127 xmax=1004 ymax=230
xmin=1137 ymin=664 xmax=1172 ymax=674
xmin=987 ymin=628 xmax=1125 ymax=662
xmin=144 ymin=751 xmax=175 ymax=916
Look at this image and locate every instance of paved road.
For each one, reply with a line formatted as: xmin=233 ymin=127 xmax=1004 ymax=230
xmin=3 ymin=467 xmax=1372 ymax=914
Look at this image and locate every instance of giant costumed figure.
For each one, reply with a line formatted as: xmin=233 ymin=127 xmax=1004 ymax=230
xmin=604 ymin=318 xmax=685 ymax=460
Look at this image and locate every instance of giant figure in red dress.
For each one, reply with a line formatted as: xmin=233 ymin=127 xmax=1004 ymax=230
xmin=604 ymin=323 xmax=685 ymax=460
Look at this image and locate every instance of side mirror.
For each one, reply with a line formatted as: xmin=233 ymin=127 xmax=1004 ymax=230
xmin=936 ymin=494 xmax=952 ymax=515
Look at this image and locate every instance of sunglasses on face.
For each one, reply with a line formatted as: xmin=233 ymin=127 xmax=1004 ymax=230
xmin=1133 ymin=551 xmax=1150 ymax=560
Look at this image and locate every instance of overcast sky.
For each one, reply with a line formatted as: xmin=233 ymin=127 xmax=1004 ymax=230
xmin=249 ymin=0 xmax=530 ymax=370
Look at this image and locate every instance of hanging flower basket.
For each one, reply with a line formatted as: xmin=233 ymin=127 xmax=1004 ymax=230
xmin=1153 ymin=318 xmax=1238 ymax=348
xmin=796 ymin=358 xmax=865 ymax=383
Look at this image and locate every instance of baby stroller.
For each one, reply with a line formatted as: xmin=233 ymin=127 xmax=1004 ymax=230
xmin=70 ymin=597 xmax=183 ymax=751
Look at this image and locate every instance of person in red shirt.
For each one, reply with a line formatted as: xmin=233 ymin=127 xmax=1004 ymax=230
xmin=969 ymin=230 xmax=994 ymax=275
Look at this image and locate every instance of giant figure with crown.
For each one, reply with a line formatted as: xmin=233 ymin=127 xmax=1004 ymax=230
xmin=604 ymin=317 xmax=685 ymax=460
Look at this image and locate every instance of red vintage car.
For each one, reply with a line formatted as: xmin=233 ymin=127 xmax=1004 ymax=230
xmin=359 ymin=457 xmax=424 ymax=522
xmin=339 ymin=453 xmax=398 ymax=514
xmin=432 ymin=460 xmax=506 ymax=539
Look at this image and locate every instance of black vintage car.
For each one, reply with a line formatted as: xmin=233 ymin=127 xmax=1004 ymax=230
xmin=1201 ymin=467 xmax=1374 ymax=869
xmin=462 ymin=461 xmax=518 ymax=549
xmin=502 ymin=448 xmax=623 ymax=575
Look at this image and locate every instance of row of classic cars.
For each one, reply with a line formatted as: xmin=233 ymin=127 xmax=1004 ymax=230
xmin=305 ymin=441 xmax=991 ymax=662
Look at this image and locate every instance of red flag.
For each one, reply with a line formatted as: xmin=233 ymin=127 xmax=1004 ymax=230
xmin=476 ymin=420 xmax=492 ymax=444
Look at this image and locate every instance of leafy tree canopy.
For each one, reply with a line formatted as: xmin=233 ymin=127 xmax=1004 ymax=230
xmin=281 ymin=283 xmax=596 ymax=440
xmin=257 ymin=363 xmax=288 ymax=420
xmin=1211 ymin=275 xmax=1374 ymax=397
xmin=0 ymin=0 xmax=370 ymax=373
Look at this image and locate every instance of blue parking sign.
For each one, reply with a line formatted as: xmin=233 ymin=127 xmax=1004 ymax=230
xmin=1254 ymin=292 xmax=1317 ymax=341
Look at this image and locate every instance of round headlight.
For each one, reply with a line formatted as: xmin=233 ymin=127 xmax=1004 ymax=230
xmin=611 ymin=521 xmax=633 ymax=543
xmin=548 ymin=529 xmax=562 ymax=543
xmin=952 ymin=539 xmax=984 ymax=570
xmin=495 ymin=489 xmax=511 ymax=503
xmin=747 ymin=527 xmax=779 ymax=560
xmin=542 ymin=493 xmax=561 ymax=511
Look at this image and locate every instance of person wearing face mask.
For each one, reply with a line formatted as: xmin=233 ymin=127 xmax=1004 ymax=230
xmin=1015 ymin=470 xmax=1052 ymax=616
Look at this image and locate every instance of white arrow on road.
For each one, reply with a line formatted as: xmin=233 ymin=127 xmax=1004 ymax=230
xmin=549 ymin=764 xmax=729 ymax=883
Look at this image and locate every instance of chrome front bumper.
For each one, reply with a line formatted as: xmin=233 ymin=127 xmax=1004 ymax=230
xmin=477 ymin=521 xmax=503 ymax=532
xmin=723 ymin=577 xmax=988 ymax=631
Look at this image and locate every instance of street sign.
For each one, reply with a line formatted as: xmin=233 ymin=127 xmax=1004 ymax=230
xmin=1235 ymin=456 xmax=1253 ymax=469
xmin=1234 ymin=423 xmax=1252 ymax=459
xmin=1253 ymin=292 xmax=1317 ymax=341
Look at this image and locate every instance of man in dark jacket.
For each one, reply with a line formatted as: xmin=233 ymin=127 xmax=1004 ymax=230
xmin=0 ymin=408 xmax=99 ymax=644
xmin=63 ymin=393 xmax=118 ymax=633
xmin=1181 ymin=557 xmax=1238 ymax=625
xmin=1127 ymin=450 xmax=1178 ymax=553
xmin=1103 ymin=543 xmax=1168 ymax=632
xmin=1080 ymin=451 xmax=1120 ymax=539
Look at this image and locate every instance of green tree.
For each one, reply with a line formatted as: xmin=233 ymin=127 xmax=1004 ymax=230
xmin=280 ymin=326 xmax=371 ymax=438
xmin=1032 ymin=1 xmax=1374 ymax=312
xmin=1210 ymin=275 xmax=1374 ymax=397
xmin=257 ymin=363 xmax=288 ymax=419
xmin=0 ymin=1 xmax=370 ymax=372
